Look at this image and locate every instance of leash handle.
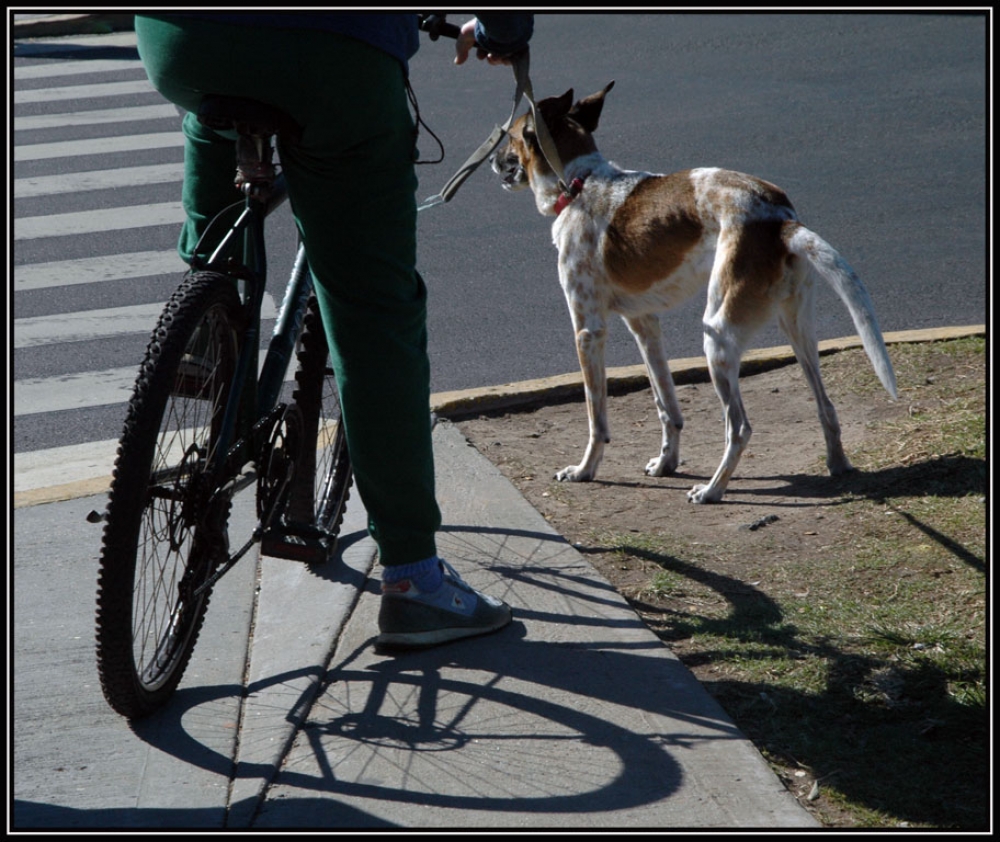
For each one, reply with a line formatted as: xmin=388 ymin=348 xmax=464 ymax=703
xmin=417 ymin=125 xmax=509 ymax=211
xmin=418 ymin=50 xmax=568 ymax=211
xmin=417 ymin=53 xmax=528 ymax=211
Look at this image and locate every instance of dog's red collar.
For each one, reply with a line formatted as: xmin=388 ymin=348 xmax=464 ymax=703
xmin=553 ymin=176 xmax=587 ymax=215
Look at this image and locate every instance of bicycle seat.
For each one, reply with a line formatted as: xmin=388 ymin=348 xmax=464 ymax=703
xmin=197 ymin=95 xmax=302 ymax=143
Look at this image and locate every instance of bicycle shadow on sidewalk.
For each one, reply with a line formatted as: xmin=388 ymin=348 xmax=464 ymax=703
xmin=118 ymin=520 xmax=770 ymax=827
xmin=118 ymin=636 xmax=705 ymax=826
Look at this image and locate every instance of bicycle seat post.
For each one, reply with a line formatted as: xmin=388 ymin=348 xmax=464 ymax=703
xmin=235 ymin=130 xmax=277 ymax=202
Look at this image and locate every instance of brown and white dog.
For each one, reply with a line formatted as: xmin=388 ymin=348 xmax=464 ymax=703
xmin=491 ymin=81 xmax=898 ymax=502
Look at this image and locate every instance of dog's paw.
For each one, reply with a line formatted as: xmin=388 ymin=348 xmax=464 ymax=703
xmin=645 ymin=454 xmax=679 ymax=477
xmin=687 ymin=484 xmax=722 ymax=504
xmin=556 ymin=465 xmax=593 ymax=482
xmin=827 ymin=454 xmax=855 ymax=476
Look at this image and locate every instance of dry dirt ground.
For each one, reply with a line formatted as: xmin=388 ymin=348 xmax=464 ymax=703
xmin=455 ymin=339 xmax=986 ymax=828
xmin=456 ymin=346 xmax=909 ymax=610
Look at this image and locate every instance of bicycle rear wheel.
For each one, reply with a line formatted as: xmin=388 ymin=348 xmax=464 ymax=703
xmin=266 ymin=292 xmax=353 ymax=562
xmin=96 ymin=272 xmax=241 ymax=719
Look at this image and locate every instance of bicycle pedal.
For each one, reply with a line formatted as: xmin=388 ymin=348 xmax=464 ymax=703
xmin=260 ymin=528 xmax=334 ymax=564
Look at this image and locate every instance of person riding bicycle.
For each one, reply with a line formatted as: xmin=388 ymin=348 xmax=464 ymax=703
xmin=134 ymin=12 xmax=534 ymax=649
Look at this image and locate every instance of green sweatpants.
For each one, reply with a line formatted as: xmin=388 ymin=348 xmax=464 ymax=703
xmin=136 ymin=14 xmax=441 ymax=566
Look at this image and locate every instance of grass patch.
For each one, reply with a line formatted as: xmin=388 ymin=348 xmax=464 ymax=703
xmin=593 ymin=339 xmax=988 ymax=827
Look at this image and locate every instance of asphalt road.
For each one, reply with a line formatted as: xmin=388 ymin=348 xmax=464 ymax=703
xmin=410 ymin=12 xmax=986 ymax=389
xmin=13 ymin=13 xmax=987 ymax=457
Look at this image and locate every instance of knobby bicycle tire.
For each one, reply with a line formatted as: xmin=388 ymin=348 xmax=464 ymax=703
xmin=96 ymin=272 xmax=241 ymax=719
xmin=280 ymin=292 xmax=353 ymax=557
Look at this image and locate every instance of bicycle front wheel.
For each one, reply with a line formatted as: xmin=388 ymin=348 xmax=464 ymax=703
xmin=273 ymin=292 xmax=353 ymax=561
xmin=96 ymin=272 xmax=241 ymax=719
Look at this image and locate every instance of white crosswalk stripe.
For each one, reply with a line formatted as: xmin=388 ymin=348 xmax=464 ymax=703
xmin=15 ymin=201 xmax=185 ymax=239
xmin=15 ymin=366 xmax=141 ymax=416
xmin=14 ymin=163 xmax=185 ymax=197
xmin=15 ymin=103 xmax=179 ymax=130
xmin=16 ymin=296 xmax=280 ymax=349
xmin=14 ymin=439 xmax=121 ymax=494
xmin=14 ymin=302 xmax=172 ymax=348
xmin=12 ymin=38 xmax=285 ymax=494
xmin=14 ymin=250 xmax=186 ymax=291
xmin=14 ymin=58 xmax=146 ymax=79
xmin=14 ymin=78 xmax=157 ymax=104
xmin=14 ymin=131 xmax=184 ymax=161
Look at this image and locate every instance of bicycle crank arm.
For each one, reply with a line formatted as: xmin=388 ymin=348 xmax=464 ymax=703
xmin=193 ymin=537 xmax=255 ymax=598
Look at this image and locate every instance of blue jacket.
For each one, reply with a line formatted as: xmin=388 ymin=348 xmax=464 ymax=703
xmin=168 ymin=13 xmax=533 ymax=72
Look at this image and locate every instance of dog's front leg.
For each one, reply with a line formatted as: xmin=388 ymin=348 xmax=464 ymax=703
xmin=623 ymin=314 xmax=683 ymax=476
xmin=557 ymin=310 xmax=609 ymax=482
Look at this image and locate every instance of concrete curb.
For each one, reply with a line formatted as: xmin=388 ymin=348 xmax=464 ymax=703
xmin=12 ymin=325 xmax=984 ymax=510
xmin=429 ymin=324 xmax=985 ymax=418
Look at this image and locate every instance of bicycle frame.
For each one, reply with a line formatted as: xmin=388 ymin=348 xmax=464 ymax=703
xmin=183 ymin=150 xmax=326 ymax=586
xmin=194 ymin=167 xmax=312 ymax=485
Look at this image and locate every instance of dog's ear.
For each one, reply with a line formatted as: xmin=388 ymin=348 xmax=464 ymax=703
xmin=551 ymin=88 xmax=575 ymax=118
xmin=531 ymin=88 xmax=574 ymax=137
xmin=568 ymin=80 xmax=615 ymax=134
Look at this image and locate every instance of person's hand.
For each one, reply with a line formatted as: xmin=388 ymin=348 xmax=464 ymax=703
xmin=454 ymin=18 xmax=524 ymax=66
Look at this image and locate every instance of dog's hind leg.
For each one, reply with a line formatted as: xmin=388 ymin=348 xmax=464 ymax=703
xmin=556 ymin=310 xmax=610 ymax=482
xmin=690 ymin=319 xmax=752 ymax=502
xmin=777 ymin=289 xmax=853 ymax=475
xmin=689 ymin=245 xmax=756 ymax=503
xmin=623 ymin=313 xmax=683 ymax=476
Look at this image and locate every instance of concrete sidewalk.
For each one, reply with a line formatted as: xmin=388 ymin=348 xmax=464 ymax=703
xmin=13 ymin=419 xmax=816 ymax=829
xmin=244 ymin=419 xmax=816 ymax=828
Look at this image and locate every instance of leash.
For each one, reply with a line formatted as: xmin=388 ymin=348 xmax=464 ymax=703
xmin=417 ymin=51 xmax=567 ymax=212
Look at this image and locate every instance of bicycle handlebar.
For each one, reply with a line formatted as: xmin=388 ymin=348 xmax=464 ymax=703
xmin=418 ymin=14 xmax=461 ymax=41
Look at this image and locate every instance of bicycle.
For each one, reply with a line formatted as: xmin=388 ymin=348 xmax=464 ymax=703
xmin=95 ymin=14 xmax=464 ymax=722
xmin=93 ymin=88 xmax=356 ymax=719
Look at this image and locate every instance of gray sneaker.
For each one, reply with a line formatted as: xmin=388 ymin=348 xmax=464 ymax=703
xmin=376 ymin=559 xmax=512 ymax=649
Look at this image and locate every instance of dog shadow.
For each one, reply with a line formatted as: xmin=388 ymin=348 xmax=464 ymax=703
xmin=596 ymin=451 xmax=984 ymax=503
xmin=768 ymin=452 xmax=983 ymax=501
xmin=595 ymin=451 xmax=986 ymax=578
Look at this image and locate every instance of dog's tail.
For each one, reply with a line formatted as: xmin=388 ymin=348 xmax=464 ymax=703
xmin=786 ymin=224 xmax=898 ymax=399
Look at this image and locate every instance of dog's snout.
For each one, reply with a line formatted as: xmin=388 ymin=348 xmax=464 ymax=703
xmin=490 ymin=142 xmax=527 ymax=191
xmin=490 ymin=140 xmax=513 ymax=170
